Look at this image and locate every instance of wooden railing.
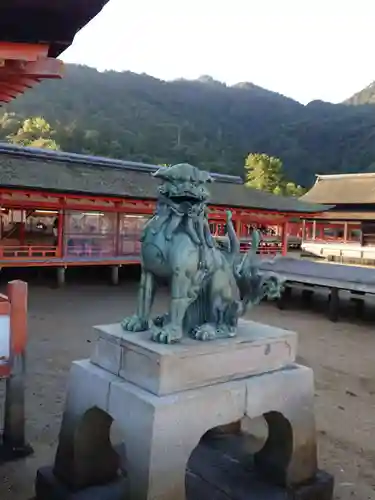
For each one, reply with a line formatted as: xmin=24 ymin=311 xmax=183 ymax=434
xmin=215 ymin=236 xmax=282 ymax=256
xmin=0 ymin=241 xmax=281 ymax=261
xmin=0 ymin=243 xmax=142 ymax=261
xmin=239 ymin=241 xmax=282 ymax=255
xmin=65 ymin=246 xmax=115 ymax=258
xmin=0 ymin=245 xmax=58 ymax=259
xmin=258 ymin=245 xmax=282 ymax=255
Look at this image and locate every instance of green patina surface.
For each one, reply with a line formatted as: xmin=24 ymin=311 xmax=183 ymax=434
xmin=121 ymin=163 xmax=284 ymax=344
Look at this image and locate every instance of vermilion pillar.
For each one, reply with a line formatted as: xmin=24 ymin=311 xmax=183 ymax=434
xmin=57 ymin=209 xmax=64 ymax=257
xmin=3 ymin=280 xmax=33 ymax=459
xmin=281 ymin=222 xmax=288 ymax=256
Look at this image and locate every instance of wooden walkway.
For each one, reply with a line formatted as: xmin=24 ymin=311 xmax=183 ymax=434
xmin=260 ymin=257 xmax=375 ymax=321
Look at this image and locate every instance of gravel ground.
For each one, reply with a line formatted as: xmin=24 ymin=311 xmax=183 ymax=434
xmin=0 ymin=272 xmax=374 ymax=500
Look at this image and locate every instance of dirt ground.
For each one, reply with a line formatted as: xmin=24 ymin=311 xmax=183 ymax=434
xmin=0 ymin=274 xmax=375 ymax=500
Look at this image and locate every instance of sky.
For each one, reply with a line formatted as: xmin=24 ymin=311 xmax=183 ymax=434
xmin=61 ymin=0 xmax=375 ymax=105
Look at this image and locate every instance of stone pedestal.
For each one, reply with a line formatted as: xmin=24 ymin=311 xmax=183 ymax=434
xmin=56 ymin=267 xmax=66 ymax=288
xmin=110 ymin=266 xmax=119 ymax=286
xmin=36 ymin=320 xmax=328 ymax=500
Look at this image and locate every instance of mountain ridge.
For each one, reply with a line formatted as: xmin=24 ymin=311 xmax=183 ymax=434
xmin=344 ymin=81 xmax=375 ymax=106
xmin=2 ymin=64 xmax=375 ymax=188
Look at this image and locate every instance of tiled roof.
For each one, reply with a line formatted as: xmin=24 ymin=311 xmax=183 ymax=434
xmin=301 ymin=173 xmax=375 ymax=204
xmin=0 ymin=144 xmax=327 ymax=214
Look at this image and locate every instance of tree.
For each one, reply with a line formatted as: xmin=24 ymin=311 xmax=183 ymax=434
xmin=0 ymin=112 xmax=21 ymax=137
xmin=284 ymin=182 xmax=306 ymax=197
xmin=245 ymin=153 xmax=306 ymax=197
xmin=6 ymin=116 xmax=60 ymax=150
xmin=245 ymin=153 xmax=283 ymax=192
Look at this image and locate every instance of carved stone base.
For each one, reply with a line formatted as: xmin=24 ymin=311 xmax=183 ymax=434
xmin=36 ymin=321 xmax=325 ymax=500
xmin=36 ymin=443 xmax=334 ymax=500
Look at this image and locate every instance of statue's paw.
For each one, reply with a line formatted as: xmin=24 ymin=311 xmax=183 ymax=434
xmin=192 ymin=323 xmax=237 ymax=341
xmin=264 ymin=275 xmax=284 ymax=300
xmin=268 ymin=287 xmax=282 ymax=300
xmin=190 ymin=324 xmax=217 ymax=342
xmin=121 ymin=315 xmax=149 ymax=332
xmin=151 ymin=324 xmax=183 ymax=344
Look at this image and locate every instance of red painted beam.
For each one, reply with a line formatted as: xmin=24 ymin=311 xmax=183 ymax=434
xmin=0 ymin=83 xmax=35 ymax=102
xmin=0 ymin=54 xmax=63 ymax=103
xmin=0 ymin=86 xmax=19 ymax=98
xmin=0 ymin=93 xmax=14 ymax=103
xmin=0 ymin=76 xmax=39 ymax=89
xmin=1 ymin=58 xmax=64 ymax=79
xmin=0 ymin=78 xmax=39 ymax=93
xmin=0 ymin=188 xmax=324 ymax=221
xmin=0 ymin=42 xmax=49 ymax=62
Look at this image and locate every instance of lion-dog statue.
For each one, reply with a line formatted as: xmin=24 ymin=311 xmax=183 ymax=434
xmin=122 ymin=163 xmax=283 ymax=344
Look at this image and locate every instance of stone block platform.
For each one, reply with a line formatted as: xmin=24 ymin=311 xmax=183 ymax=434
xmin=91 ymin=319 xmax=298 ymax=395
xmin=35 ymin=320 xmax=333 ymax=500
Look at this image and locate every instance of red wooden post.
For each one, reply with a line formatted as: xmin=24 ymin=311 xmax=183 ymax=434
xmin=20 ymin=210 xmax=25 ymax=246
xmin=115 ymin=211 xmax=121 ymax=257
xmin=2 ymin=280 xmax=32 ymax=459
xmin=0 ymin=294 xmax=11 ymax=378
xmin=281 ymin=222 xmax=288 ymax=256
xmin=57 ymin=209 xmax=64 ymax=257
xmin=344 ymin=222 xmax=348 ymax=243
xmin=312 ymin=221 xmax=317 ymax=240
xmin=236 ymin=218 xmax=242 ymax=237
xmin=8 ymin=280 xmax=27 ymax=355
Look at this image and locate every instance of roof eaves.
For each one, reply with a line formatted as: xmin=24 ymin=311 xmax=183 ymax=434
xmin=2 ymin=183 xmax=330 ymax=213
xmin=316 ymin=172 xmax=375 ymax=180
xmin=0 ymin=143 xmax=243 ymax=184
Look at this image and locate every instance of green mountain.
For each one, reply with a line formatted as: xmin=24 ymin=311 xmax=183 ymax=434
xmin=3 ymin=64 xmax=375 ymax=187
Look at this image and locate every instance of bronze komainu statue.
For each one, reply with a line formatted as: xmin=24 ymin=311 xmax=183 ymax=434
xmin=122 ymin=163 xmax=283 ymax=343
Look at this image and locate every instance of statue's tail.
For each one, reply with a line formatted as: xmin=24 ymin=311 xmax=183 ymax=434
xmin=236 ymin=230 xmax=260 ymax=278
xmin=225 ymin=211 xmax=240 ymax=258
xmin=235 ymin=230 xmax=284 ymax=316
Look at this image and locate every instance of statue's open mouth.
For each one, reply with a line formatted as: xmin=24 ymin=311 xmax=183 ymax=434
xmin=168 ymin=194 xmax=203 ymax=205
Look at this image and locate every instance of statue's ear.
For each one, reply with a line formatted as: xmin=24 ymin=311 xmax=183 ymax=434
xmin=152 ymin=167 xmax=169 ymax=180
xmin=201 ymin=171 xmax=214 ymax=183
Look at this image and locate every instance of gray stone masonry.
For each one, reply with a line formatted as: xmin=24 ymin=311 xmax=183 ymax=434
xmin=46 ymin=320 xmax=318 ymax=500
xmin=91 ymin=319 xmax=298 ymax=395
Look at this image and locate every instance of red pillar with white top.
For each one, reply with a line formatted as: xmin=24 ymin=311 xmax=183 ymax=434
xmin=0 ymin=280 xmax=33 ymax=461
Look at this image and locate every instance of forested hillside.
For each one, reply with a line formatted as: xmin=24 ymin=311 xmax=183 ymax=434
xmin=2 ymin=64 xmax=375 ymax=187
